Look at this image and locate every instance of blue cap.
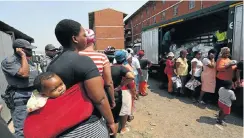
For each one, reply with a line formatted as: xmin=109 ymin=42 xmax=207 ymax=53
xmin=114 ymin=50 xmax=126 ymax=62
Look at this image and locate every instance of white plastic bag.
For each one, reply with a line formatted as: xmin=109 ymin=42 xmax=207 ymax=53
xmin=185 ymin=79 xmax=201 ymax=91
xmin=171 ymin=76 xmax=182 ymax=88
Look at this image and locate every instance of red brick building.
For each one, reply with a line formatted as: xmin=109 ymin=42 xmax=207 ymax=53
xmin=124 ymin=0 xmax=223 ymax=47
xmin=89 ymin=8 xmax=127 ymax=50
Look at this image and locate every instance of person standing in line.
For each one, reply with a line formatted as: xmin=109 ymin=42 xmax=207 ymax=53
xmin=79 ymin=29 xmax=115 ymax=108
xmin=126 ymin=48 xmax=142 ymax=99
xmin=217 ymin=81 xmax=236 ymax=126
xmin=215 ymin=47 xmax=237 ymax=103
xmin=137 ymin=50 xmax=152 ymax=96
xmin=175 ymin=50 xmax=189 ymax=96
xmin=189 ymin=51 xmax=203 ymax=102
xmin=164 ymin=52 xmax=175 ymax=94
xmin=198 ymin=49 xmax=217 ymax=104
xmin=1 ymin=39 xmax=39 ymax=138
xmin=114 ymin=50 xmax=135 ymax=134
xmin=40 ymin=44 xmax=58 ymax=72
xmin=47 ymin=19 xmax=116 ymax=137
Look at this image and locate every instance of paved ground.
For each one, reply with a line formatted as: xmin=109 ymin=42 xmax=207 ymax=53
xmin=118 ymin=78 xmax=243 ymax=138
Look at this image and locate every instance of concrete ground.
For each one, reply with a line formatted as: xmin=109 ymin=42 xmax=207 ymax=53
xmin=118 ymin=78 xmax=243 ymax=138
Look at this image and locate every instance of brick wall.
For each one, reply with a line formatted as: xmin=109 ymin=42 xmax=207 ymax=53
xmin=93 ymin=9 xmax=125 ymax=50
xmin=126 ymin=0 xmax=223 ymax=41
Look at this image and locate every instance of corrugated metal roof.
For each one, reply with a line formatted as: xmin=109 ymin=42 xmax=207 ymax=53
xmin=0 ymin=20 xmax=34 ymax=43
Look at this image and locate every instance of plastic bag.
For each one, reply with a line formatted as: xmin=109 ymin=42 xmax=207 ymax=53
xmin=171 ymin=76 xmax=182 ymax=88
xmin=185 ymin=79 xmax=201 ymax=91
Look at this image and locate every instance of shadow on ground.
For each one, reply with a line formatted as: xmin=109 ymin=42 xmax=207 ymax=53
xmin=196 ymin=116 xmax=243 ymax=127
xmin=148 ymin=77 xmax=243 ymax=127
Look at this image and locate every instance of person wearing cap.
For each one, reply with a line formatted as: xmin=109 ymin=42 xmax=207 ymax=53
xmin=138 ymin=50 xmax=152 ymax=96
xmin=1 ymin=39 xmax=39 ymax=137
xmin=40 ymin=44 xmax=58 ymax=72
xmin=126 ymin=48 xmax=142 ymax=98
xmin=114 ymin=50 xmax=135 ymax=134
xmin=164 ymin=52 xmax=175 ymax=93
xmin=175 ymin=50 xmax=189 ymax=96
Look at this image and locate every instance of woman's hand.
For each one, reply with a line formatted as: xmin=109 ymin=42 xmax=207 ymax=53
xmin=114 ymin=86 xmax=121 ymax=92
xmin=108 ymin=122 xmax=117 ymax=136
xmin=111 ymin=100 xmax=116 ymax=109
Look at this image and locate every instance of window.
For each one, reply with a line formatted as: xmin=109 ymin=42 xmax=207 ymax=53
xmin=153 ymin=2 xmax=156 ymax=11
xmin=162 ymin=11 xmax=166 ymax=20
xmin=189 ymin=0 xmax=195 ymax=9
xmin=162 ymin=0 xmax=165 ymax=4
xmin=173 ymin=5 xmax=178 ymax=16
xmin=153 ymin=17 xmax=156 ymax=24
xmin=146 ymin=7 xmax=149 ymax=16
xmin=142 ymin=23 xmax=144 ymax=28
xmin=141 ymin=13 xmax=143 ymax=20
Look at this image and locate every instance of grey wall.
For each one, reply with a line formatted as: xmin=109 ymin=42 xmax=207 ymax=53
xmin=0 ymin=31 xmax=13 ymax=122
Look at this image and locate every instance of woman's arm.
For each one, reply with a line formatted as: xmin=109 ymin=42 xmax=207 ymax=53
xmin=191 ymin=61 xmax=197 ymax=79
xmin=103 ymin=64 xmax=115 ymax=108
xmin=175 ymin=62 xmax=180 ymax=76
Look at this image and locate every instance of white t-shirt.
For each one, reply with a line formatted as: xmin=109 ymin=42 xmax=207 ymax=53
xmin=218 ymin=87 xmax=236 ymax=107
xmin=131 ymin=57 xmax=141 ymax=75
xmin=190 ymin=58 xmax=203 ymax=77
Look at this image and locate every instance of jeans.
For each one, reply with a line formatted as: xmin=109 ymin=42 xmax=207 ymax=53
xmin=11 ymin=91 xmax=32 ymax=138
xmin=134 ymin=75 xmax=139 ymax=92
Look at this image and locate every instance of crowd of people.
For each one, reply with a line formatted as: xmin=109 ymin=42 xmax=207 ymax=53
xmin=163 ymin=47 xmax=243 ymax=126
xmin=0 ymin=19 xmax=152 ymax=138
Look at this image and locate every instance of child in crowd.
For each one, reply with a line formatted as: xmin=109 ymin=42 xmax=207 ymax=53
xmin=26 ymin=72 xmax=66 ymax=112
xmin=217 ymin=80 xmax=236 ymax=126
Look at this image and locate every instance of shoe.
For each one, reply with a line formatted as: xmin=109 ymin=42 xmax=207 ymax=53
xmin=216 ymin=119 xmax=227 ymax=126
xmin=120 ymin=127 xmax=130 ymax=134
xmin=198 ymin=100 xmax=206 ymax=105
xmin=192 ymin=98 xmax=197 ymax=103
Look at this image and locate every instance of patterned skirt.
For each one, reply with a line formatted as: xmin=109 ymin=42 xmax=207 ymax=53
xmin=59 ymin=118 xmax=109 ymax=138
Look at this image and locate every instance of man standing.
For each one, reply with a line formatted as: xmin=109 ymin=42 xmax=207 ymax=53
xmin=138 ymin=50 xmax=152 ymax=96
xmin=1 ymin=39 xmax=39 ymax=137
xmin=40 ymin=44 xmax=58 ymax=72
xmin=213 ymin=29 xmax=227 ymax=60
xmin=162 ymin=28 xmax=175 ymax=56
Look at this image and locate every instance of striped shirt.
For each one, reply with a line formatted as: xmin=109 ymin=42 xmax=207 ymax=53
xmin=79 ymin=51 xmax=109 ymax=75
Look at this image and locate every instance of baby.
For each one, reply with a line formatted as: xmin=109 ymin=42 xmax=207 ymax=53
xmin=27 ymin=72 xmax=66 ymax=112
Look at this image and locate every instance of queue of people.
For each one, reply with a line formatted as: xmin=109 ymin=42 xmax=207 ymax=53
xmin=163 ymin=47 xmax=243 ymax=126
xmin=0 ymin=19 xmax=151 ymax=138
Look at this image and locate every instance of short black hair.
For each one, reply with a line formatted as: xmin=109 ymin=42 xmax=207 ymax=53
xmin=194 ymin=51 xmax=201 ymax=57
xmin=223 ymin=80 xmax=233 ymax=89
xmin=55 ymin=19 xmax=81 ymax=47
xmin=34 ymin=72 xmax=56 ymax=93
xmin=208 ymin=49 xmax=217 ymax=55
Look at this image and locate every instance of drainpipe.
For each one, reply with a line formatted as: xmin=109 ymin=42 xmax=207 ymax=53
xmin=131 ymin=20 xmax=133 ymax=47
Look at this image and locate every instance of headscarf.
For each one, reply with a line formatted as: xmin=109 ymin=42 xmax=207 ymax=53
xmin=219 ymin=47 xmax=230 ymax=57
xmin=114 ymin=50 xmax=128 ymax=65
xmin=85 ymin=29 xmax=95 ymax=44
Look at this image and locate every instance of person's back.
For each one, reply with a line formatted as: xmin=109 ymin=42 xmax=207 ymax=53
xmin=218 ymin=87 xmax=236 ymax=107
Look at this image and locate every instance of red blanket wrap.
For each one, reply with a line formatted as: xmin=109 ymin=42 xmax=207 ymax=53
xmin=24 ymin=83 xmax=94 ymax=138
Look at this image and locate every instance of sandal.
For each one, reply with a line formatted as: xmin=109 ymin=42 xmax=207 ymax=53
xmin=120 ymin=127 xmax=130 ymax=134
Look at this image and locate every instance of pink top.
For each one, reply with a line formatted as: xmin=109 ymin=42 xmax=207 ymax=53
xmin=164 ymin=59 xmax=174 ymax=75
